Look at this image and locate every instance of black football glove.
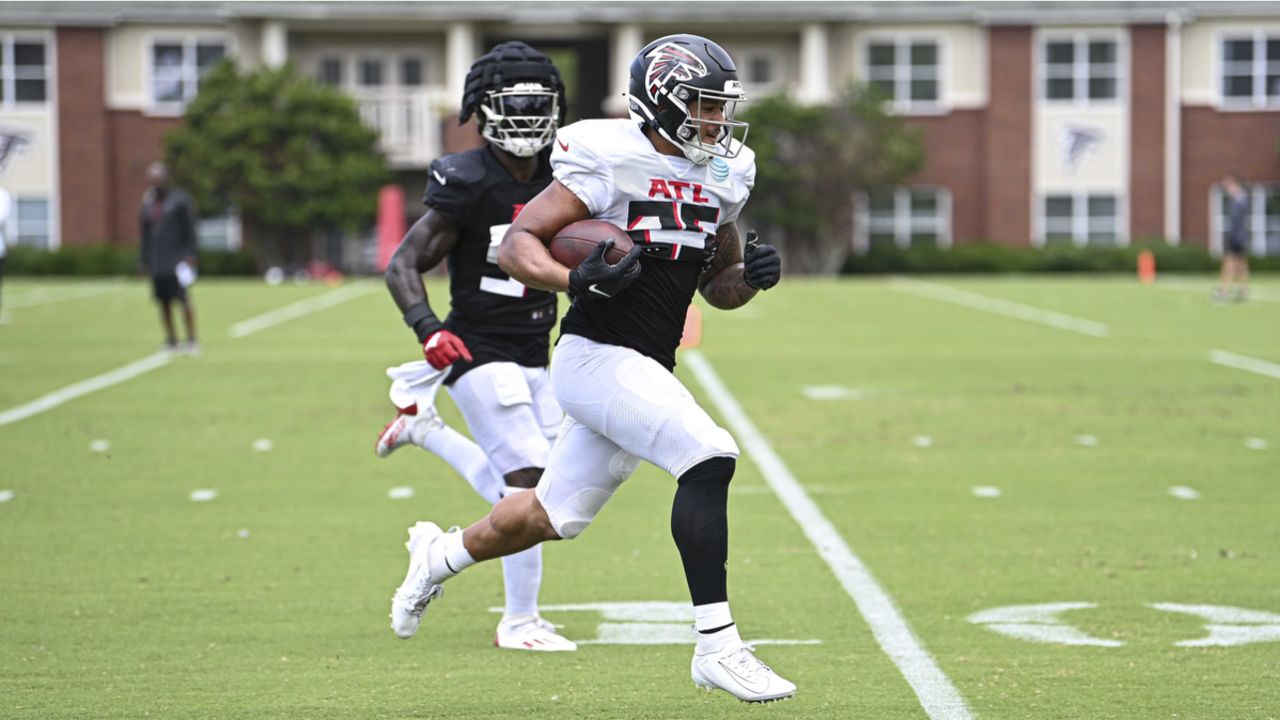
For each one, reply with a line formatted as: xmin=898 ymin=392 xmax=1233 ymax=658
xmin=568 ymin=238 xmax=643 ymax=299
xmin=742 ymin=230 xmax=781 ymax=291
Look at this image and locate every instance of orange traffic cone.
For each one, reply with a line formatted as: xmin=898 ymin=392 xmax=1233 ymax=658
xmin=679 ymin=305 xmax=703 ymax=349
xmin=1137 ymin=249 xmax=1156 ymax=285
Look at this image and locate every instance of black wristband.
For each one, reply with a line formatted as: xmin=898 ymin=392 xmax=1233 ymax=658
xmin=403 ymin=303 xmax=444 ymax=344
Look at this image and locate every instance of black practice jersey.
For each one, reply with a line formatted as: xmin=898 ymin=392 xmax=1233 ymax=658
xmin=423 ymin=146 xmax=556 ymax=381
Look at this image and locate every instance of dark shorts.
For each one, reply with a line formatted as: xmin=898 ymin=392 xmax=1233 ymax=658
xmin=1225 ymin=238 xmax=1247 ymax=257
xmin=151 ymin=274 xmax=187 ymax=303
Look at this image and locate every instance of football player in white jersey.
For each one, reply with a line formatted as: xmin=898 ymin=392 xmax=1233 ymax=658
xmin=379 ymin=42 xmax=575 ymax=652
xmin=388 ymin=35 xmax=792 ymax=702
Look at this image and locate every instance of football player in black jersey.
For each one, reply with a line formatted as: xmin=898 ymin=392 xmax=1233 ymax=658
xmin=380 ymin=41 xmax=576 ymax=652
xmin=389 ymin=35 xmax=793 ymax=702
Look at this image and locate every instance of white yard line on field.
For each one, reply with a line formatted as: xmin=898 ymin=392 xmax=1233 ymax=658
xmin=1155 ymin=280 xmax=1280 ymax=305
xmin=0 ymin=352 xmax=173 ymax=427
xmin=229 ymin=283 xmax=375 ymax=337
xmin=684 ymin=350 xmax=972 ymax=720
xmin=0 ymin=283 xmax=376 ymax=428
xmin=3 ymin=282 xmax=129 ymax=309
xmin=1209 ymin=349 xmax=1280 ymax=381
xmin=890 ymin=277 xmax=1110 ymax=338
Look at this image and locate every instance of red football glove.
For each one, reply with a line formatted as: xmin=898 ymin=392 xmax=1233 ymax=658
xmin=423 ymin=330 xmax=472 ymax=369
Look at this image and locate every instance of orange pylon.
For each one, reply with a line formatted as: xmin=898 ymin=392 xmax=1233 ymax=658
xmin=1137 ymin=249 xmax=1156 ymax=285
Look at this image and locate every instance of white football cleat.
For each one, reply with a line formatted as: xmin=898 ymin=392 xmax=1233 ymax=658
xmin=389 ymin=521 xmax=447 ymax=639
xmin=375 ymin=404 xmax=444 ymax=458
xmin=495 ymin=615 xmax=578 ymax=652
xmin=691 ymin=643 xmax=796 ymax=703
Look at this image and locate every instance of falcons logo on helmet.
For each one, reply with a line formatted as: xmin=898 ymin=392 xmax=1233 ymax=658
xmin=645 ymin=42 xmax=708 ymax=104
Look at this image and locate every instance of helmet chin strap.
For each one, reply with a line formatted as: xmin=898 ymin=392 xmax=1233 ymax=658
xmin=661 ymin=125 xmax=712 ymax=165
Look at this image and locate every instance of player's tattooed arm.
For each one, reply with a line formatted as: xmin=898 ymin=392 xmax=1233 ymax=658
xmin=385 ymin=208 xmax=461 ymax=314
xmin=498 ymin=180 xmax=590 ymax=293
xmin=698 ymin=222 xmax=758 ymax=310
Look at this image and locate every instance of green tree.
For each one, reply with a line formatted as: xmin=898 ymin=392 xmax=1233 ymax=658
xmin=164 ymin=61 xmax=388 ymax=268
xmin=742 ymin=87 xmax=924 ymax=274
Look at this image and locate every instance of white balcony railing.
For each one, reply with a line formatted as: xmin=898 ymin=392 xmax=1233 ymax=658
xmin=352 ymin=87 xmax=448 ymax=168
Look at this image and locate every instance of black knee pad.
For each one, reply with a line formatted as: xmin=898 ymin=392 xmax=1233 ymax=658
xmin=677 ymin=456 xmax=736 ymax=487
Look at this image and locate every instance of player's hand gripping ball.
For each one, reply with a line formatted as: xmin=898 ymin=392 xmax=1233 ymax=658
xmin=552 ymin=221 xmax=643 ymax=299
xmin=742 ymin=230 xmax=781 ymax=291
xmin=423 ymin=330 xmax=472 ymax=369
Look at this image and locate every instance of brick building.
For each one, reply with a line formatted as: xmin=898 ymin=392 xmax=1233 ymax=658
xmin=1 ymin=1 xmax=1278 ymax=263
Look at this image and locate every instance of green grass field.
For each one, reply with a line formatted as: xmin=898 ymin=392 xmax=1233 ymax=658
xmin=1 ymin=275 xmax=1278 ymax=720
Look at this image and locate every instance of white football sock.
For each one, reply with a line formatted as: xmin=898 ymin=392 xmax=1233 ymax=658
xmin=419 ymin=426 xmax=502 ymax=504
xmin=694 ymin=602 xmax=740 ymax=654
xmin=431 ymin=529 xmax=476 ymax=583
xmin=499 ymin=487 xmax=542 ymax=619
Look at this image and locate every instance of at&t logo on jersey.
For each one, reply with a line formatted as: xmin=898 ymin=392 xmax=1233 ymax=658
xmin=708 ymin=158 xmax=730 ymax=185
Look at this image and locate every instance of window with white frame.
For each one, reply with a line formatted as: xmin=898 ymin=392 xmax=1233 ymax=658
xmin=1041 ymin=193 xmax=1121 ymax=246
xmin=864 ymin=38 xmax=940 ymax=110
xmin=1212 ymin=184 xmax=1280 ymax=256
xmin=1220 ymin=32 xmax=1280 ymax=108
xmin=317 ymin=57 xmax=343 ymax=87
xmin=1041 ymin=35 xmax=1119 ymax=102
xmin=150 ymin=36 xmax=227 ymax=109
xmin=357 ymin=57 xmax=384 ymax=88
xmin=737 ymin=49 xmax=782 ymax=95
xmin=863 ymin=187 xmax=950 ymax=249
xmin=1 ymin=35 xmax=50 ymax=106
xmin=13 ymin=197 xmax=51 ymax=249
xmin=400 ymin=57 xmax=424 ymax=87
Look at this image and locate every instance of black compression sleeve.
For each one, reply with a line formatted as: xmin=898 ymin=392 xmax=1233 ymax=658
xmin=403 ymin=303 xmax=445 ymax=343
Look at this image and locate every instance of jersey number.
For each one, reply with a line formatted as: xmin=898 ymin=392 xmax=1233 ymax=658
xmin=481 ymin=223 xmax=527 ymax=298
xmin=625 ymin=202 xmax=719 ymax=259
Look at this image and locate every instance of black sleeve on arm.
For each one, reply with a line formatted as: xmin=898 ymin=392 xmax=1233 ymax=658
xmin=402 ymin=303 xmax=445 ymax=343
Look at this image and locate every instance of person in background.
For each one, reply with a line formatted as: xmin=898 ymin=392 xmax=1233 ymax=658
xmin=0 ymin=186 xmax=9 ymax=320
xmin=1216 ymin=173 xmax=1250 ymax=303
xmin=139 ymin=162 xmax=199 ymax=353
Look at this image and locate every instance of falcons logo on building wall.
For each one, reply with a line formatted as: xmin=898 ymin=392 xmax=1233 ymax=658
xmin=645 ymin=42 xmax=708 ymax=103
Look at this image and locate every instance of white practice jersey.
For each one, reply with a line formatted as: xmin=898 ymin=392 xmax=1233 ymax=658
xmin=550 ymin=119 xmax=756 ymax=370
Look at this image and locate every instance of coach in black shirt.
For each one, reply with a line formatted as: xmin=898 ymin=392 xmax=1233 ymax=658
xmin=139 ymin=162 xmax=199 ymax=353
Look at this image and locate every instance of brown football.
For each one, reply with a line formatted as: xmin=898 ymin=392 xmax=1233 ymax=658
xmin=549 ymin=220 xmax=635 ymax=269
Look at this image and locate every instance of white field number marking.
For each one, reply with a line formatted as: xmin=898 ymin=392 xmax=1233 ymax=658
xmin=970 ymin=603 xmax=1280 ymax=647
xmin=1075 ymin=434 xmax=1099 ymax=447
xmin=971 ymin=486 xmax=1001 ymax=498
xmin=388 ymin=486 xmax=414 ymax=500
xmin=0 ymin=490 xmax=13 ymax=502
xmin=189 ymin=489 xmax=217 ymax=502
xmin=90 ymin=439 xmax=110 ymax=452
xmin=1168 ymin=486 xmax=1201 ymax=500
xmin=891 ymin=278 xmax=1109 ymax=338
xmin=252 ymin=438 xmax=274 ymax=452
xmin=968 ymin=602 xmax=1122 ymax=647
xmin=684 ymin=350 xmax=972 ymax=720
xmin=1245 ymin=437 xmax=1269 ymax=450
xmin=488 ymin=602 xmax=820 ymax=646
xmin=1149 ymin=603 xmax=1280 ymax=647
xmin=913 ymin=435 xmax=934 ymax=448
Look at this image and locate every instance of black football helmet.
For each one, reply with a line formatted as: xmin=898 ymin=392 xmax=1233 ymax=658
xmin=460 ymin=41 xmax=566 ymax=157
xmin=627 ymin=34 xmax=748 ymax=165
